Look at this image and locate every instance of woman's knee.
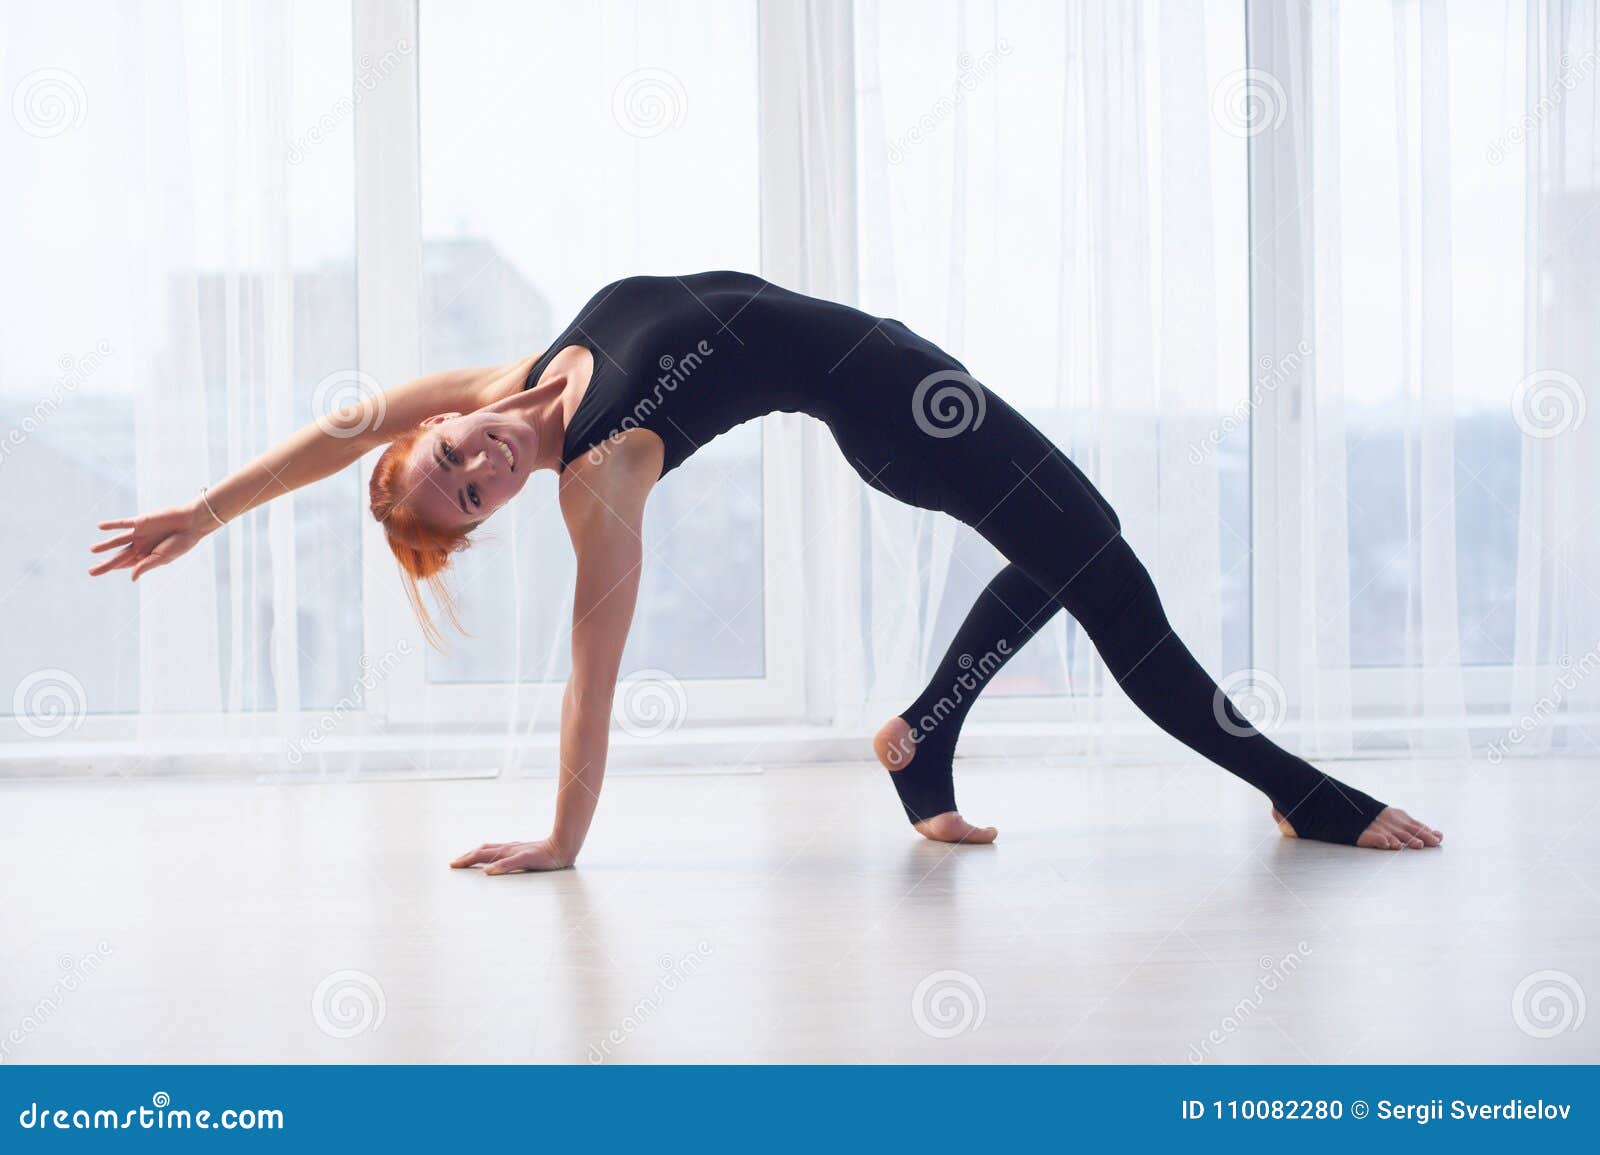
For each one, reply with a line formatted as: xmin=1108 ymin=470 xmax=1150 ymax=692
xmin=1061 ymin=536 xmax=1158 ymax=631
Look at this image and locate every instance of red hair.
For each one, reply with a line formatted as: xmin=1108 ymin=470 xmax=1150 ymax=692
xmin=368 ymin=425 xmax=477 ymax=648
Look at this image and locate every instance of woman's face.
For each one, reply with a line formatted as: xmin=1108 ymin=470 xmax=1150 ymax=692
xmin=402 ymin=410 xmax=536 ymax=531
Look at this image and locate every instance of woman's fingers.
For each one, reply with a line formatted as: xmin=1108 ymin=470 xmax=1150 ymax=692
xmin=483 ymin=853 xmax=533 ymax=876
xmin=450 ymin=843 xmax=511 ymax=868
xmin=97 ymin=518 xmax=136 ymax=531
xmin=130 ymin=555 xmax=167 ymax=581
xmin=90 ymin=534 xmax=134 ymax=555
xmin=484 ymin=847 xmax=563 ymax=875
xmin=88 ymin=549 xmax=139 ymax=577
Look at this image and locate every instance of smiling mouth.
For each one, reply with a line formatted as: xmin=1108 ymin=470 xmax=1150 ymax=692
xmin=489 ymin=432 xmax=516 ymax=471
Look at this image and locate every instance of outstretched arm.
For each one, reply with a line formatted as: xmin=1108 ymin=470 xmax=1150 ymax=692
xmin=451 ymin=445 xmax=656 ymax=875
xmin=88 ymin=356 xmax=535 ymax=579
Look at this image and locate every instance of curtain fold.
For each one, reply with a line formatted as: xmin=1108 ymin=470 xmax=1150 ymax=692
xmin=1508 ymin=0 xmax=1600 ymax=758
xmin=2 ymin=0 xmax=363 ymax=738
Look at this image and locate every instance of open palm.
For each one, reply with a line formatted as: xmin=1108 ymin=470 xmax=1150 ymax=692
xmin=88 ymin=503 xmax=209 ymax=581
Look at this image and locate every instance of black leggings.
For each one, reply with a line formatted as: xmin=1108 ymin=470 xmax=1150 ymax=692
xmin=834 ymin=378 xmax=1387 ymax=846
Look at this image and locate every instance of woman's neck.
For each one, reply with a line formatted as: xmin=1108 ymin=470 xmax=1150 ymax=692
xmin=482 ymin=346 xmax=594 ymax=473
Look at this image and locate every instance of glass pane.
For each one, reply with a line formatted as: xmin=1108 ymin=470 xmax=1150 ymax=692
xmin=0 ymin=0 xmax=361 ymax=716
xmin=416 ymin=0 xmax=764 ymax=684
xmin=853 ymin=0 xmax=1251 ymax=700
xmin=1335 ymin=1 xmax=1524 ymax=668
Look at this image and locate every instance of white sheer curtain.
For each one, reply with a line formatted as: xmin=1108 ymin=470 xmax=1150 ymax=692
xmin=6 ymin=0 xmax=1597 ymax=772
xmin=1255 ymin=0 xmax=1599 ymax=759
xmin=1 ymin=0 xmax=364 ymax=741
xmin=830 ymin=0 xmax=1598 ymax=764
xmin=839 ymin=0 xmax=1250 ymax=756
xmin=1509 ymin=0 xmax=1600 ymax=758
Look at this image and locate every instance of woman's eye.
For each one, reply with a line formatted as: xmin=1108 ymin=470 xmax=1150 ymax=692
xmin=468 ymin=484 xmax=480 ymax=508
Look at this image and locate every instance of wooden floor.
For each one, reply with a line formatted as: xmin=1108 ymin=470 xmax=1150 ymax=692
xmin=1 ymin=756 xmax=1596 ymax=1064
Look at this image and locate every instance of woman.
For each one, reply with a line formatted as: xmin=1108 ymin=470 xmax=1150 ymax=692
xmin=89 ymin=271 xmax=1443 ymax=872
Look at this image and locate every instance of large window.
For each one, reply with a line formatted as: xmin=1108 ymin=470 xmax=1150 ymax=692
xmin=1330 ymin=0 xmax=1524 ymax=669
xmin=852 ymin=0 xmax=1252 ymax=712
xmin=415 ymin=0 xmax=767 ymax=688
xmin=7 ymin=0 xmax=1572 ymax=758
xmin=0 ymin=0 xmax=362 ymax=719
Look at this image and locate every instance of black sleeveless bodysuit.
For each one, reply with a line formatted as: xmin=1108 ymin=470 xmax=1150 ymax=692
xmin=523 ymin=271 xmax=1389 ymax=846
xmin=522 ymin=270 xmax=958 ymax=493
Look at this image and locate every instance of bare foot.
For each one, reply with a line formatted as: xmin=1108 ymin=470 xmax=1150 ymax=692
xmin=1273 ymin=805 xmax=1444 ymax=850
xmin=872 ymin=717 xmax=997 ymax=845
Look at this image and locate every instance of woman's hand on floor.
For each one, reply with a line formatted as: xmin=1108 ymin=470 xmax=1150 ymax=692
xmin=450 ymin=838 xmax=573 ymax=875
xmin=88 ymin=502 xmax=211 ymax=580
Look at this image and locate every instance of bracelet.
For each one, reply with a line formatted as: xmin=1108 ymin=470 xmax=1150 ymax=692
xmin=199 ymin=486 xmax=227 ymax=529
